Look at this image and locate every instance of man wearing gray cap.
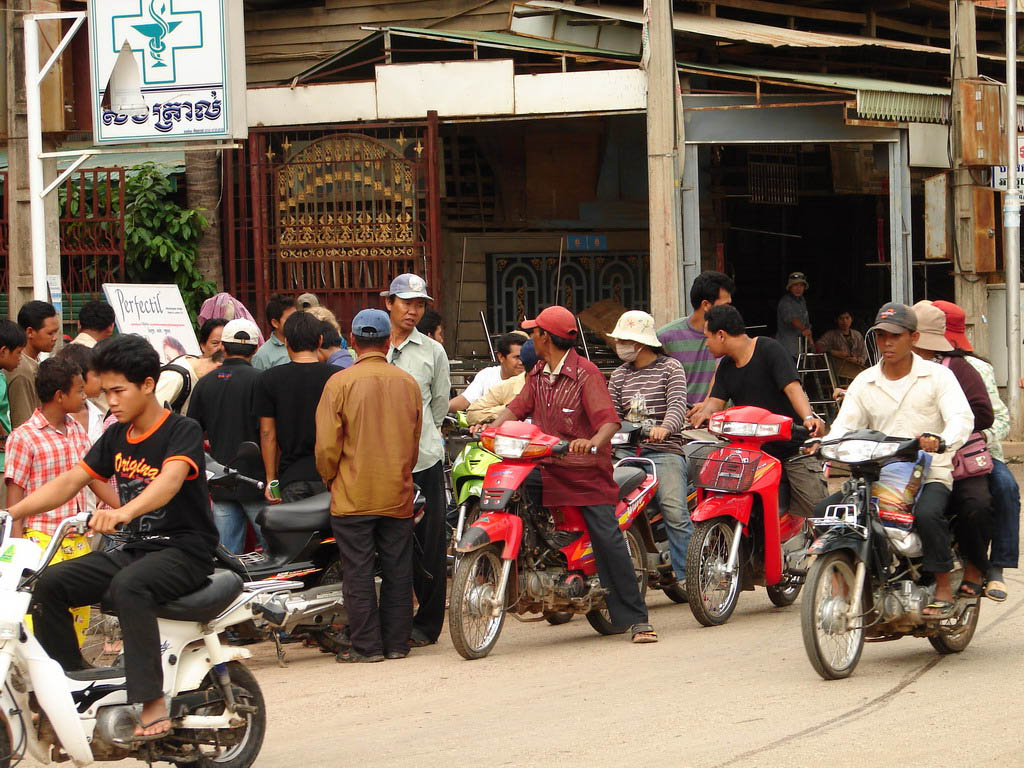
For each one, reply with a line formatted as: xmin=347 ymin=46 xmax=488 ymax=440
xmin=812 ymin=302 xmax=974 ymax=617
xmin=316 ymin=309 xmax=422 ymax=662
xmin=382 ymin=274 xmax=451 ymax=646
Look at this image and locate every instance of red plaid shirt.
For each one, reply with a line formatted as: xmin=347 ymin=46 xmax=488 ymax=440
xmin=4 ymin=409 xmax=92 ymax=535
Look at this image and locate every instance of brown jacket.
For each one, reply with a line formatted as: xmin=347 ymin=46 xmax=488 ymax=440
xmin=6 ymin=354 xmax=40 ymax=430
xmin=315 ymin=351 xmax=422 ymax=517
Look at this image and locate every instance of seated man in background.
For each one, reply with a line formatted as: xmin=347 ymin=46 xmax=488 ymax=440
xmin=449 ymin=332 xmax=525 ymax=413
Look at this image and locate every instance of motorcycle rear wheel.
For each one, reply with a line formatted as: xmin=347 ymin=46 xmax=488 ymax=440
xmin=586 ymin=528 xmax=647 ymax=635
xmin=685 ymin=519 xmax=742 ymax=626
xmin=544 ymin=611 xmax=574 ymax=625
xmin=662 ymin=581 xmax=688 ymax=604
xmin=311 ymin=555 xmax=348 ymax=655
xmin=801 ymin=551 xmax=865 ymax=680
xmin=767 ymin=582 xmax=801 ymax=607
xmin=449 ymin=545 xmax=507 ymax=660
xmin=929 ymin=598 xmax=981 ymax=654
xmin=192 ymin=661 xmax=267 ymax=768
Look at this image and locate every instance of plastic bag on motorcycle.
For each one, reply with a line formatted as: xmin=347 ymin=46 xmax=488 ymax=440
xmin=871 ymin=451 xmax=931 ymax=557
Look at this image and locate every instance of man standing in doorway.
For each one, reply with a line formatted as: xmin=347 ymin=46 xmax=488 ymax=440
xmin=657 ymin=271 xmax=734 ymax=412
xmin=384 ymin=274 xmax=450 ymax=647
xmin=8 ymin=301 xmax=60 ymax=429
xmin=252 ymin=295 xmax=297 ymax=372
xmin=776 ymin=271 xmax=812 ymax=359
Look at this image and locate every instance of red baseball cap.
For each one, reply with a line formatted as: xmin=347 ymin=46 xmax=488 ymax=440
xmin=932 ymin=299 xmax=972 ymax=352
xmin=521 ymin=306 xmax=578 ymax=338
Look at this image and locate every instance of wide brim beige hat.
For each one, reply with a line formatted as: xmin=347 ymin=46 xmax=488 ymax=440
xmin=911 ymin=300 xmax=954 ymax=352
xmin=608 ymin=310 xmax=661 ymax=347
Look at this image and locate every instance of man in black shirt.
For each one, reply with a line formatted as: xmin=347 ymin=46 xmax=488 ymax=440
xmin=7 ymin=334 xmax=217 ymax=741
xmin=690 ymin=305 xmax=827 ymax=517
xmin=188 ymin=319 xmax=265 ymax=553
xmin=256 ymin=311 xmax=338 ymax=504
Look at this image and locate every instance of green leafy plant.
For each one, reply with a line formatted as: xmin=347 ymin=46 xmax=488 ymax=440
xmin=123 ymin=162 xmax=214 ymax=317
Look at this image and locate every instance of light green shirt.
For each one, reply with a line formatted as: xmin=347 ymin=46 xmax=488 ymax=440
xmin=963 ymin=355 xmax=1007 ymax=462
xmin=0 ymin=374 xmax=9 ymax=473
xmin=252 ymin=334 xmax=290 ymax=371
xmin=388 ymin=328 xmax=451 ymax=473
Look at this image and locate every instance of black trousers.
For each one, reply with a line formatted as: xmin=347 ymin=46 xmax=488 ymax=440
xmin=30 ymin=547 xmax=211 ymax=703
xmin=331 ymin=514 xmax=413 ymax=656
xmin=411 ymin=462 xmax=447 ymax=641
xmin=282 ymin=479 xmax=327 ymax=503
xmin=951 ymin=475 xmax=993 ymax=575
xmin=814 ymin=482 xmax=953 ymax=573
xmin=525 ymin=470 xmax=648 ymax=628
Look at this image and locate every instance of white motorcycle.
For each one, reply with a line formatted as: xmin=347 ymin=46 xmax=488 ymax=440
xmin=0 ymin=511 xmax=296 ymax=767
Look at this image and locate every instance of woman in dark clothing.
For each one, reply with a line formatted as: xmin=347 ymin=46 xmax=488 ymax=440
xmin=912 ymin=301 xmax=994 ymax=598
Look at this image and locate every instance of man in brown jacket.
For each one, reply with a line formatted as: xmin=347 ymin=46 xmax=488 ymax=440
xmin=315 ymin=308 xmax=423 ymax=663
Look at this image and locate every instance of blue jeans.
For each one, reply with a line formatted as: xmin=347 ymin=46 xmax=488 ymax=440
xmin=212 ymin=499 xmax=266 ymax=555
xmin=989 ymin=459 xmax=1020 ymax=570
xmin=616 ymin=447 xmax=692 ymax=580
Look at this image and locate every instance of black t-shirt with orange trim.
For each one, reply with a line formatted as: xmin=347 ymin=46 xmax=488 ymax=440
xmin=80 ymin=409 xmax=218 ymax=559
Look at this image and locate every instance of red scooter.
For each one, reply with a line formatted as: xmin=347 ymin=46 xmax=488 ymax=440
xmin=684 ymin=406 xmax=813 ymax=626
xmin=449 ymin=420 xmax=658 ymax=660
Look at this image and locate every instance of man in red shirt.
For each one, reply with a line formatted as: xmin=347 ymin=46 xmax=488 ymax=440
xmin=491 ymin=306 xmax=656 ymax=643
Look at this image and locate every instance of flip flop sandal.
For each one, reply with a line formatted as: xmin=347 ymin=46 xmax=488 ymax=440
xmin=923 ymin=600 xmax=957 ymax=619
xmin=336 ymin=649 xmax=385 ymax=663
xmin=630 ymin=623 xmax=658 ymax=644
xmin=112 ymin=716 xmax=173 ymax=746
xmin=985 ymin=580 xmax=1008 ymax=602
xmin=957 ymin=580 xmax=984 ymax=599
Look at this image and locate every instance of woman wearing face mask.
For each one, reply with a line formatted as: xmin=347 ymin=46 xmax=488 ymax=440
xmin=608 ymin=310 xmax=692 ymax=585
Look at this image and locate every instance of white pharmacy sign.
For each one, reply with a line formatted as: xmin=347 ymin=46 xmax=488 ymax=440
xmin=993 ymin=137 xmax=1024 ymax=192
xmin=88 ymin=0 xmax=247 ymax=144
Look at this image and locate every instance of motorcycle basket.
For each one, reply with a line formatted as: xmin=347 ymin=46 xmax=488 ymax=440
xmin=690 ymin=445 xmax=762 ymax=493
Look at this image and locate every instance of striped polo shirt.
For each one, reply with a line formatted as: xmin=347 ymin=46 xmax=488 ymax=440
xmin=657 ymin=317 xmax=716 ymax=406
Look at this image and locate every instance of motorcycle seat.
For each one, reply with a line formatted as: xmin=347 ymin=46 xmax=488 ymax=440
xmin=613 ymin=466 xmax=646 ymax=499
xmin=257 ymin=492 xmax=332 ymax=532
xmin=155 ymin=570 xmax=244 ymax=623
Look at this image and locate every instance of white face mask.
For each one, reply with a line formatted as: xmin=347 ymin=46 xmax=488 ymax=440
xmin=616 ymin=342 xmax=640 ymax=363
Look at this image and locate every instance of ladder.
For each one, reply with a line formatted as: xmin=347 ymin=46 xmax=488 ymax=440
xmin=796 ymin=336 xmax=839 ymax=423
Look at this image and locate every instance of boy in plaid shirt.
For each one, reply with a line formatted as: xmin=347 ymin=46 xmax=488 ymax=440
xmin=4 ymin=358 xmax=119 ymax=641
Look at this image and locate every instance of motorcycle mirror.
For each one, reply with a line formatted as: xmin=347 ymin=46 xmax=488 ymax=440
xmin=234 ymin=441 xmax=261 ymax=465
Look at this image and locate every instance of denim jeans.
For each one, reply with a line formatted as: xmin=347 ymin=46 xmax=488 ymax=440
xmin=212 ymin=499 xmax=266 ymax=555
xmin=616 ymin=447 xmax=691 ymax=580
xmin=989 ymin=459 xmax=1020 ymax=570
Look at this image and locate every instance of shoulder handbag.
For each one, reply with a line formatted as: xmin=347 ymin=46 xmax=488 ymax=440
xmin=941 ymin=357 xmax=993 ymax=480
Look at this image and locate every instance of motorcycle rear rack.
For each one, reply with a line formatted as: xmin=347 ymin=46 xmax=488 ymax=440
xmin=809 ymin=503 xmax=868 ymax=538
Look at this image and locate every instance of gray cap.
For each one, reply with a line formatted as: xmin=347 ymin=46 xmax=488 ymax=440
xmin=351 ymin=308 xmax=391 ymax=340
xmin=380 ymin=273 xmax=432 ymax=301
xmin=296 ymin=292 xmax=319 ymax=309
xmin=869 ymin=302 xmax=917 ymax=335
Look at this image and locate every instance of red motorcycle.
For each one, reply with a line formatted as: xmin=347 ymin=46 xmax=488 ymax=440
xmin=684 ymin=405 xmax=813 ymax=626
xmin=449 ymin=420 xmax=658 ymax=660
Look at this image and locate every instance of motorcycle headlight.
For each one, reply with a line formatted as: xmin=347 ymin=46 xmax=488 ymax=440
xmin=709 ymin=421 xmax=781 ymax=438
xmin=493 ymin=435 xmax=529 ymax=458
xmin=820 ymin=440 xmax=900 ymax=463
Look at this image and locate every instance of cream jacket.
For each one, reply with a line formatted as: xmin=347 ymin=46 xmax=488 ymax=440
xmin=824 ymin=354 xmax=973 ymax=488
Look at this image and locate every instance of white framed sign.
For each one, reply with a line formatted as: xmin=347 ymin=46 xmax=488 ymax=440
xmin=103 ymin=283 xmax=201 ymax=363
xmin=88 ymin=0 xmax=247 ymax=144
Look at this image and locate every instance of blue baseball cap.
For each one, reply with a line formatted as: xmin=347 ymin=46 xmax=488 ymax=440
xmin=351 ymin=309 xmax=391 ymax=340
xmin=380 ymin=273 xmax=433 ymax=301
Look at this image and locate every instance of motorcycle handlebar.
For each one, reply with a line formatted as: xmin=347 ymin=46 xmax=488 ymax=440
xmin=791 ymin=424 xmax=811 ymax=442
xmin=552 ymin=440 xmax=569 ymax=455
xmin=233 ymin=473 xmax=266 ymax=491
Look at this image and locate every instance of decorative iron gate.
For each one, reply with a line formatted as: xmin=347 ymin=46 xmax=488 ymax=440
xmin=488 ymin=252 xmax=649 ymax=332
xmin=58 ymin=169 xmax=126 ymax=321
xmin=224 ymin=120 xmax=441 ymax=327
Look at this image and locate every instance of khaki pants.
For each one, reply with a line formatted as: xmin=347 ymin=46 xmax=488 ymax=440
xmin=784 ymin=454 xmax=828 ymax=518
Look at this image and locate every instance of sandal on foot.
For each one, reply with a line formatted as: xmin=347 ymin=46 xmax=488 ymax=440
xmin=630 ymin=623 xmax=658 ymax=644
xmin=985 ymin=580 xmax=1008 ymax=602
xmin=957 ymin=580 xmax=984 ymax=599
xmin=923 ymin=600 xmax=956 ymax=619
xmin=336 ymin=649 xmax=385 ymax=663
xmin=113 ymin=716 xmax=173 ymax=745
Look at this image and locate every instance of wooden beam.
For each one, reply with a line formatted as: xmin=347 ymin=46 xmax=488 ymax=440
xmin=697 ymin=0 xmax=865 ymax=25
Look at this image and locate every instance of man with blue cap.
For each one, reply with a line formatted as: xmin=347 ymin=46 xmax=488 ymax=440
xmin=382 ymin=274 xmax=451 ymax=646
xmin=316 ymin=309 xmax=423 ymax=662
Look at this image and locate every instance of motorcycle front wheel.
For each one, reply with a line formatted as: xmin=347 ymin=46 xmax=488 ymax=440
xmin=449 ymin=545 xmax=507 ymax=660
xmin=192 ymin=661 xmax=267 ymax=767
xmin=586 ymin=528 xmax=647 ymax=635
xmin=685 ymin=519 xmax=742 ymax=626
xmin=801 ymin=551 xmax=865 ymax=680
xmin=929 ymin=598 xmax=981 ymax=654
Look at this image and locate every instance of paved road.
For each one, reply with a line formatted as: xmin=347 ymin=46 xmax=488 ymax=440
xmin=24 ymin=466 xmax=1024 ymax=768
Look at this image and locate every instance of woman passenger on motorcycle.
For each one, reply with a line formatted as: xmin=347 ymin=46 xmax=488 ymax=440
xmin=608 ymin=311 xmax=692 ymax=584
xmin=911 ymin=301 xmax=995 ymax=603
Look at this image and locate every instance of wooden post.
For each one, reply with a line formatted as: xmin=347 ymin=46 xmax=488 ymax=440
xmin=646 ymin=0 xmax=683 ymax=326
xmin=950 ymin=0 xmax=990 ymax=357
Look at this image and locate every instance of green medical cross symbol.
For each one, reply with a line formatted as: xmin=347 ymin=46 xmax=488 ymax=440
xmin=111 ymin=0 xmax=203 ymax=85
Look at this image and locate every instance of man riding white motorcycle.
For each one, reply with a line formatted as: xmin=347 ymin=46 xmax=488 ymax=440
xmin=808 ymin=303 xmax=974 ymax=617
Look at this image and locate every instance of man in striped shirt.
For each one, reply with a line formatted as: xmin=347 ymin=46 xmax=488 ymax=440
xmin=657 ymin=271 xmax=734 ymax=413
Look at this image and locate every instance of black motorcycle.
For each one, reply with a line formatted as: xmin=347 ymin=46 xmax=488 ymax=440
xmin=801 ymin=430 xmax=981 ymax=680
